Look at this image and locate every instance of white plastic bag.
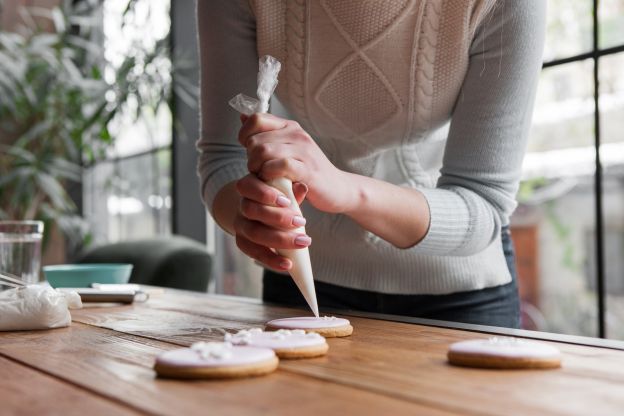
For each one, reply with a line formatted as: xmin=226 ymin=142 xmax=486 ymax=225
xmin=0 ymin=285 xmax=82 ymax=331
xmin=228 ymin=55 xmax=319 ymax=317
xmin=228 ymin=55 xmax=281 ymax=115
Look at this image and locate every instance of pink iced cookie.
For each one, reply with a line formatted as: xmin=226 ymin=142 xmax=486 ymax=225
xmin=266 ymin=316 xmax=353 ymax=338
xmin=448 ymin=337 xmax=562 ymax=369
xmin=154 ymin=341 xmax=278 ymax=379
xmin=226 ymin=328 xmax=328 ymax=359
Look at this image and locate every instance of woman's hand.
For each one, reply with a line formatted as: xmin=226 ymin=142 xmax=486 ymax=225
xmin=227 ymin=112 xmax=430 ymax=257
xmin=233 ymin=113 xmax=355 ymax=270
xmin=238 ymin=113 xmax=355 ymax=214
xmin=233 ymin=173 xmax=310 ymax=271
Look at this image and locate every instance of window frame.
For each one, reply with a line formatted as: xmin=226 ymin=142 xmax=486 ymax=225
xmin=539 ymin=0 xmax=624 ymax=338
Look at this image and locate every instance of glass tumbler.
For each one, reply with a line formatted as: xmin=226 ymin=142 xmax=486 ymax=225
xmin=0 ymin=221 xmax=44 ymax=289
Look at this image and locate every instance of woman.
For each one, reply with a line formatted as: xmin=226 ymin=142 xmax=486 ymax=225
xmin=197 ymin=0 xmax=546 ymax=328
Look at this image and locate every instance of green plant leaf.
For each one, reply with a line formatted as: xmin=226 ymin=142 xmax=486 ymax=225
xmin=36 ymin=172 xmax=73 ymax=211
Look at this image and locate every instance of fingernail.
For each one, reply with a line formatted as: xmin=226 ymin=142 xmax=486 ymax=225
xmin=294 ymin=235 xmax=312 ymax=247
xmin=279 ymin=259 xmax=292 ymax=270
xmin=276 ymin=195 xmax=291 ymax=207
xmin=294 ymin=182 xmax=308 ymax=194
xmin=292 ymin=216 xmax=306 ymax=227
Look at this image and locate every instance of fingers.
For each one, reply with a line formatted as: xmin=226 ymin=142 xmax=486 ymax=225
xmin=236 ymin=174 xmax=291 ymax=207
xmin=238 ymin=113 xmax=287 ymax=146
xmin=293 ymin=182 xmax=308 ymax=205
xmin=241 ymin=198 xmax=306 ymax=230
xmin=246 ymin=141 xmax=297 ymax=174
xmin=236 ymin=174 xmax=308 ymax=229
xmin=235 ymin=235 xmax=292 ymax=271
xmin=259 ymin=158 xmax=307 ymax=182
xmin=234 ymin=216 xmax=311 ymax=250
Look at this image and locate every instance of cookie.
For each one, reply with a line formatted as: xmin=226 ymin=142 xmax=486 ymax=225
xmin=225 ymin=328 xmax=329 ymax=359
xmin=266 ymin=316 xmax=353 ymax=338
xmin=447 ymin=337 xmax=562 ymax=369
xmin=154 ymin=341 xmax=278 ymax=379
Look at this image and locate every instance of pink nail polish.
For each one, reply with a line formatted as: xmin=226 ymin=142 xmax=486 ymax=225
xmin=280 ymin=259 xmax=292 ymax=270
xmin=294 ymin=235 xmax=312 ymax=247
xmin=276 ymin=195 xmax=291 ymax=207
xmin=292 ymin=216 xmax=306 ymax=227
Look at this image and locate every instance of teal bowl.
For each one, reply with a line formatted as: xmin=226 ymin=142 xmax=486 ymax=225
xmin=43 ymin=264 xmax=133 ymax=288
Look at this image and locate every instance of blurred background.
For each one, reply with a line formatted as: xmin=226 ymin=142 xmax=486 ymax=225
xmin=1 ymin=0 xmax=623 ymax=340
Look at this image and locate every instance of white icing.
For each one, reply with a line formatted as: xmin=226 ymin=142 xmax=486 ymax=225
xmin=267 ymin=316 xmax=351 ymax=330
xmin=449 ymin=337 xmax=561 ymax=359
xmin=156 ymin=344 xmax=276 ymax=368
xmin=224 ymin=328 xmax=326 ymax=350
xmin=191 ymin=341 xmax=234 ymax=360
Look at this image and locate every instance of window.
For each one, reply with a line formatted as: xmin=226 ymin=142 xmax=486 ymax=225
xmin=83 ymin=0 xmax=172 ymax=245
xmin=186 ymin=1 xmax=624 ymax=338
xmin=512 ymin=0 xmax=624 ymax=339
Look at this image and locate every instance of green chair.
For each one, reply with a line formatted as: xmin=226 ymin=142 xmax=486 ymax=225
xmin=78 ymin=236 xmax=211 ymax=292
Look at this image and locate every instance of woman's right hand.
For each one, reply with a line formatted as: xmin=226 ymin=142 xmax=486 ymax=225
xmin=233 ymin=173 xmax=310 ymax=271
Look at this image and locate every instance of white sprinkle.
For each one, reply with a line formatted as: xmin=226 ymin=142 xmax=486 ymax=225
xmin=191 ymin=341 xmax=233 ymax=360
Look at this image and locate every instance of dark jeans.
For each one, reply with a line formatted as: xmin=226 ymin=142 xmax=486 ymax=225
xmin=263 ymin=227 xmax=521 ymax=328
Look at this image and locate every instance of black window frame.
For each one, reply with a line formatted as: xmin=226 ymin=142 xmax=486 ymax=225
xmin=540 ymin=0 xmax=624 ymax=338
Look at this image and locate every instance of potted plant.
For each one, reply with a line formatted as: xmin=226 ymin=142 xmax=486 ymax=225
xmin=0 ymin=1 xmax=194 ymax=259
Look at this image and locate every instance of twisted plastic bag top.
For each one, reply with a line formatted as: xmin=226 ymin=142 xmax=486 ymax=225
xmin=228 ymin=55 xmax=281 ymax=115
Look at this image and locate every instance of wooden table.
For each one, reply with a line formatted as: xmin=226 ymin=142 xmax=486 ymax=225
xmin=1 ymin=288 xmax=624 ymax=415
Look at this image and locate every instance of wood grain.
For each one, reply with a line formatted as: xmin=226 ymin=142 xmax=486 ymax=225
xmin=0 ymin=323 xmax=454 ymax=416
xmin=71 ymin=291 xmax=624 ymax=415
xmin=0 ymin=355 xmax=140 ymax=416
xmin=4 ymin=289 xmax=624 ymax=415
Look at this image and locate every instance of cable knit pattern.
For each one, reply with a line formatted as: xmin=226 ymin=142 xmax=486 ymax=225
xmin=410 ymin=0 xmax=440 ymax=135
xmin=314 ymin=0 xmax=407 ymax=139
xmin=197 ymin=0 xmax=546 ymax=295
xmin=400 ymin=0 xmax=440 ymax=186
xmin=284 ymin=0 xmax=311 ymax=132
xmin=320 ymin=58 xmax=398 ymax=136
xmin=323 ymin=0 xmax=409 ymax=45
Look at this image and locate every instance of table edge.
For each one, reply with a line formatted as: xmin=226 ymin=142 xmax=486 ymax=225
xmin=202 ymin=293 xmax=624 ymax=351
xmin=151 ymin=289 xmax=624 ymax=351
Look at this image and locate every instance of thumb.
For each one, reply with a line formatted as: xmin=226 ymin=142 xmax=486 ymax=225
xmin=240 ymin=114 xmax=249 ymax=124
xmin=292 ymin=182 xmax=308 ymax=205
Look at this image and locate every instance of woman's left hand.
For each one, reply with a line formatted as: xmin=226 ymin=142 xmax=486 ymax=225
xmin=238 ymin=113 xmax=354 ymax=214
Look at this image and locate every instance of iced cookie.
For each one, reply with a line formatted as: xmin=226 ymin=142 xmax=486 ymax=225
xmin=154 ymin=341 xmax=278 ymax=379
xmin=266 ymin=316 xmax=353 ymax=338
xmin=447 ymin=337 xmax=562 ymax=369
xmin=225 ymin=328 xmax=328 ymax=359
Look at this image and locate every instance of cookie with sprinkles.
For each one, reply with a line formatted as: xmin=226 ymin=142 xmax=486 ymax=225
xmin=226 ymin=328 xmax=329 ymax=359
xmin=154 ymin=341 xmax=278 ymax=379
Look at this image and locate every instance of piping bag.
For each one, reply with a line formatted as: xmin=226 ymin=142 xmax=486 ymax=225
xmin=229 ymin=55 xmax=319 ymax=317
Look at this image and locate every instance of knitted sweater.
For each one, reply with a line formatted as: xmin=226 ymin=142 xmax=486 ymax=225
xmin=196 ymin=0 xmax=546 ymax=294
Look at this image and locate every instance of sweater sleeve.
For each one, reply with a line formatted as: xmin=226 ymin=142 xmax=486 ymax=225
xmin=196 ymin=0 xmax=257 ymax=215
xmin=413 ymin=0 xmax=546 ymax=256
